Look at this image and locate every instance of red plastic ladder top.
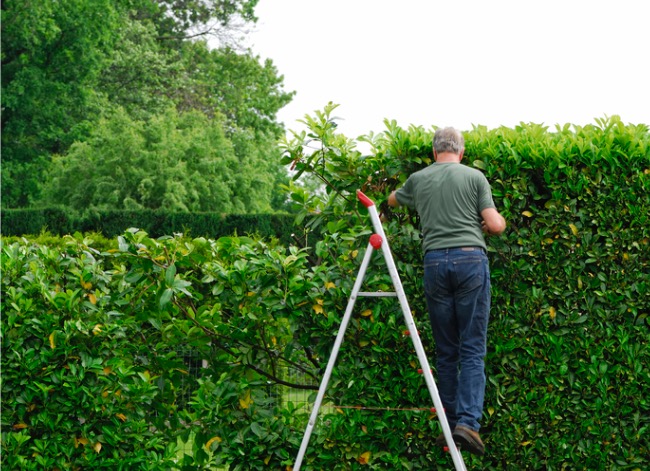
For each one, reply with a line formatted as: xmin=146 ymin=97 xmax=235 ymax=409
xmin=356 ymin=190 xmax=375 ymax=208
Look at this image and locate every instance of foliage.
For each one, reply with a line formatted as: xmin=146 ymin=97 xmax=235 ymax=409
xmin=1 ymin=0 xmax=124 ymax=206
xmin=1 ymin=208 xmax=297 ymax=245
xmin=0 ymin=208 xmax=72 ymax=238
xmin=279 ymin=106 xmax=650 ymax=469
xmin=1 ymin=0 xmax=292 ymax=210
xmin=1 ymin=232 xmax=182 ymax=469
xmin=1 ymin=231 xmax=117 ymax=252
xmin=38 ymin=108 xmax=274 ymax=214
xmin=96 ymin=16 xmax=183 ymax=120
xmin=2 ymin=229 xmax=322 ymax=469
xmin=138 ymin=0 xmax=260 ymax=44
xmin=178 ymin=41 xmax=294 ymax=137
xmin=2 ymin=111 xmax=649 ymax=470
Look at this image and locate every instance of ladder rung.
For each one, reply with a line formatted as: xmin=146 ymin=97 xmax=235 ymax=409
xmin=357 ymin=292 xmax=397 ymax=297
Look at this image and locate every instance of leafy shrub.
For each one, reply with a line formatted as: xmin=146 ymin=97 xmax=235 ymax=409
xmin=2 ymin=108 xmax=649 ymax=470
xmin=1 ymin=209 xmax=297 ymax=245
xmin=279 ymin=107 xmax=650 ymax=469
xmin=1 ymin=233 xmax=180 ymax=469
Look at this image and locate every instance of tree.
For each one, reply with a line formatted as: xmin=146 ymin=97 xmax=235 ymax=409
xmin=95 ymin=17 xmax=182 ymax=120
xmin=1 ymin=0 xmax=124 ymax=207
xmin=40 ymin=106 xmax=288 ymax=214
xmin=177 ymin=41 xmax=294 ymax=137
xmin=171 ymin=41 xmax=295 ymax=213
xmin=133 ymin=0 xmax=259 ymax=44
xmin=2 ymin=0 xmax=293 ymax=212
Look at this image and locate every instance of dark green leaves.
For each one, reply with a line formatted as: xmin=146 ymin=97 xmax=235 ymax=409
xmin=279 ymin=109 xmax=650 ymax=469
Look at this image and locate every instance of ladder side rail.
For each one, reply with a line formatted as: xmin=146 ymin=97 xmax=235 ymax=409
xmin=293 ymin=241 xmax=376 ymax=470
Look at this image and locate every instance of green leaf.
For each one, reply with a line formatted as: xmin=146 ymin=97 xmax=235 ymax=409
xmin=250 ymin=422 xmax=266 ymax=438
xmin=472 ymin=159 xmax=486 ymax=170
xmin=172 ymin=279 xmax=192 ymax=297
xmin=159 ymin=288 xmax=173 ymax=309
xmin=165 ymin=263 xmax=176 ymax=288
xmin=118 ymin=236 xmax=129 ymax=252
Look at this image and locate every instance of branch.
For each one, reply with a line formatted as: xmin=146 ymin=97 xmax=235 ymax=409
xmin=174 ymin=298 xmax=319 ymax=390
xmin=157 ymin=29 xmax=213 ymax=41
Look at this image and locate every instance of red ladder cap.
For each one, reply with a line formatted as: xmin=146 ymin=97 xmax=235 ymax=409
xmin=357 ymin=190 xmax=375 ymax=208
xmin=369 ymin=234 xmax=383 ymax=249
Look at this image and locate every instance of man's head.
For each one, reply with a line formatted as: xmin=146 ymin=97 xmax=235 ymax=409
xmin=433 ymin=127 xmax=465 ymax=159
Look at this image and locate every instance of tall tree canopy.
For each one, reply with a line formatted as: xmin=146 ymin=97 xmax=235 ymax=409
xmin=41 ymin=108 xmax=279 ymax=213
xmin=1 ymin=0 xmax=123 ymax=206
xmin=136 ymin=0 xmax=259 ymax=43
xmin=1 ymin=0 xmax=293 ymax=211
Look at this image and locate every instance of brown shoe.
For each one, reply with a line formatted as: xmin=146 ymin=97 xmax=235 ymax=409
xmin=452 ymin=425 xmax=485 ymax=456
xmin=435 ymin=433 xmax=446 ymax=447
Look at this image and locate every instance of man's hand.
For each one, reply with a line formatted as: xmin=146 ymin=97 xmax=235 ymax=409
xmin=388 ymin=191 xmax=400 ymax=208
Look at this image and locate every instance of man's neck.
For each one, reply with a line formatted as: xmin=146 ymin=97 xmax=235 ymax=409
xmin=435 ymin=151 xmax=461 ymax=163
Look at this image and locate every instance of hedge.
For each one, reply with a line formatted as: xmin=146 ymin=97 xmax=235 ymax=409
xmin=2 ymin=113 xmax=649 ymax=470
xmin=279 ymin=112 xmax=650 ymax=469
xmin=0 ymin=208 xmax=297 ymax=246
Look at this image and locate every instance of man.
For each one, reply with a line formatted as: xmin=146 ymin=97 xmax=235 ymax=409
xmin=388 ymin=127 xmax=506 ymax=456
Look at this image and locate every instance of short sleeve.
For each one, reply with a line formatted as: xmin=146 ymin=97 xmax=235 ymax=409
xmin=477 ymin=175 xmax=496 ymax=212
xmin=395 ymin=177 xmax=416 ymax=209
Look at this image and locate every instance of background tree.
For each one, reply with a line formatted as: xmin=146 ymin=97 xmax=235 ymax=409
xmin=1 ymin=0 xmax=293 ymax=212
xmin=41 ymin=107 xmax=280 ymax=213
xmin=134 ymin=0 xmax=259 ymax=44
xmin=1 ymin=0 xmax=123 ymax=207
xmin=95 ymin=17 xmax=182 ymax=120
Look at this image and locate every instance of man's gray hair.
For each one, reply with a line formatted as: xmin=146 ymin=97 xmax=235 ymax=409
xmin=433 ymin=127 xmax=464 ymax=155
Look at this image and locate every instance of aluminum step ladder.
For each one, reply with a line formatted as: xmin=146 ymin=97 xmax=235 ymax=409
xmin=293 ymin=190 xmax=468 ymax=471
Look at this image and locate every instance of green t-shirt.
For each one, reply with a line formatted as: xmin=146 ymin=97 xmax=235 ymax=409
xmin=395 ymin=162 xmax=496 ymax=253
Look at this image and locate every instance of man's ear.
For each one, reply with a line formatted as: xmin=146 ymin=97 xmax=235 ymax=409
xmin=433 ymin=149 xmax=438 ymax=161
xmin=459 ymin=149 xmax=465 ymax=161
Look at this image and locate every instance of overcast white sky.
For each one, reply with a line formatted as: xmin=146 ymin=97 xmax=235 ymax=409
xmin=245 ymin=0 xmax=650 ymax=140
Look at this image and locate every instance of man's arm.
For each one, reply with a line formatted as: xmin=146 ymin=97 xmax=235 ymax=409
xmin=481 ymin=207 xmax=506 ymax=236
xmin=388 ymin=191 xmax=400 ymax=208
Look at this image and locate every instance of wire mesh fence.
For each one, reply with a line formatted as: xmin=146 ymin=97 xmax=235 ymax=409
xmin=173 ymin=346 xmax=318 ymax=460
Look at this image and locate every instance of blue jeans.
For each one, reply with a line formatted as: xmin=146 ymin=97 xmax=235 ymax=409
xmin=423 ymin=247 xmax=490 ymax=432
